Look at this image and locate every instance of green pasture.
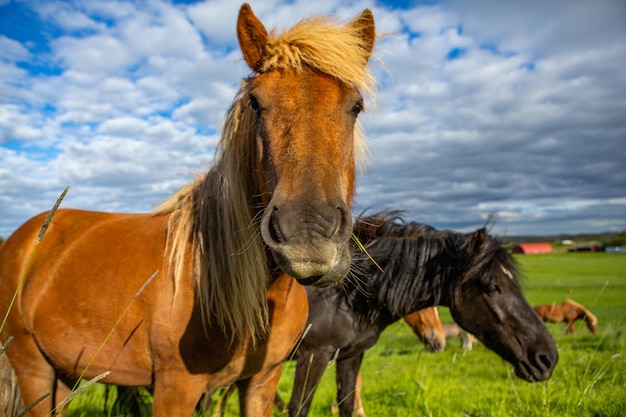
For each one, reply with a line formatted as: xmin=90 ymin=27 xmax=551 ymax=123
xmin=62 ymin=253 xmax=625 ymax=416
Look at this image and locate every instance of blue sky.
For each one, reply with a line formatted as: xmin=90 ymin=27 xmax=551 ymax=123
xmin=1 ymin=0 xmax=625 ymax=238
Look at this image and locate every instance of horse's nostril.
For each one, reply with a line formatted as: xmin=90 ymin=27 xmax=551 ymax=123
xmin=268 ymin=209 xmax=285 ymax=244
xmin=537 ymin=353 xmax=553 ymax=370
xmin=331 ymin=202 xmax=352 ymax=243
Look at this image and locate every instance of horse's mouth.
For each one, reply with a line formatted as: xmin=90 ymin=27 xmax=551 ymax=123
xmin=290 ymin=257 xmax=349 ymax=287
xmin=297 ymin=275 xmax=326 ymax=286
xmin=514 ymin=361 xmax=538 ymax=382
xmin=271 ymin=242 xmax=351 ymax=287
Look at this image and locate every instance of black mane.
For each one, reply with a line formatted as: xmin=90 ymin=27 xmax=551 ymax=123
xmin=346 ymin=210 xmax=519 ymax=322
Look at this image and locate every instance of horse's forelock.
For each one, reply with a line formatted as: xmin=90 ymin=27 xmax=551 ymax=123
xmin=259 ymin=16 xmax=377 ymax=100
xmin=460 ymin=230 xmax=520 ymax=287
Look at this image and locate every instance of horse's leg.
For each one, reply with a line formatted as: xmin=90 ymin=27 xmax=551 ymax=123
xmin=151 ymin=372 xmax=205 ymax=417
xmin=51 ymin=377 xmax=72 ymax=416
xmin=335 ymin=354 xmax=363 ymax=417
xmin=7 ymin=341 xmax=56 ymax=417
xmin=237 ymin=365 xmax=282 ymax=417
xmin=565 ymin=319 xmax=575 ymax=334
xmin=353 ymin=371 xmax=366 ymax=417
xmin=332 ymin=371 xmax=364 ymax=416
xmin=289 ymin=351 xmax=334 ymax=417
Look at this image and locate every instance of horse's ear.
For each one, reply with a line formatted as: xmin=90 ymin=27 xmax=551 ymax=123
xmin=237 ymin=3 xmax=268 ymax=72
xmin=349 ymin=9 xmax=376 ymax=64
xmin=465 ymin=228 xmax=487 ymax=253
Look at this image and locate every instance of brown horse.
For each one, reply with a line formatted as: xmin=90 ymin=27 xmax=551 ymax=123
xmin=0 ymin=4 xmax=378 ymax=416
xmin=534 ymin=299 xmax=598 ymax=334
xmin=403 ymin=307 xmax=446 ymax=353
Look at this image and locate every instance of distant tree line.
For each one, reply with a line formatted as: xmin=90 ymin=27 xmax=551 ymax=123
xmin=599 ymin=229 xmax=626 ymax=247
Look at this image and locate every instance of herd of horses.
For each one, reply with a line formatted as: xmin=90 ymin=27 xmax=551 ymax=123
xmin=0 ymin=4 xmax=596 ymax=417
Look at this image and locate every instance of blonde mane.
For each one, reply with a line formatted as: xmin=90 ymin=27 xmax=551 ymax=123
xmin=566 ymin=299 xmax=598 ymax=326
xmin=155 ymin=12 xmax=378 ymax=342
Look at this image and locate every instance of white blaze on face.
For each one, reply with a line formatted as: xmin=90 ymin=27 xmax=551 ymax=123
xmin=500 ymin=265 xmax=514 ymax=280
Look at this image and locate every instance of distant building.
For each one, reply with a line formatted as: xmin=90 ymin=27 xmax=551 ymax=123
xmin=568 ymin=244 xmax=603 ymax=253
xmin=605 ymin=246 xmax=626 ymax=254
xmin=511 ymin=243 xmax=553 ymax=254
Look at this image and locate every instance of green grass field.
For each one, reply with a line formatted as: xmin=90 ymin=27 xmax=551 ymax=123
xmin=65 ymin=253 xmax=626 ymax=417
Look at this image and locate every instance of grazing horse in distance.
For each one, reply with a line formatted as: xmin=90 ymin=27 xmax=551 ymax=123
xmin=0 ymin=4 xmax=378 ymax=417
xmin=534 ymin=299 xmax=598 ymax=334
xmin=287 ymin=210 xmax=558 ymax=417
xmin=442 ymin=322 xmax=477 ymax=351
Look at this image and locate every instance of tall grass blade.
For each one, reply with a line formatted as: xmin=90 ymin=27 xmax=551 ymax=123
xmin=1 ymin=186 xmax=69 ymax=335
xmin=52 ymin=372 xmax=110 ymax=415
xmin=0 ymin=336 xmax=13 ymax=355
xmin=18 ymin=392 xmax=50 ymax=417
xmin=36 ymin=186 xmax=69 ymax=244
xmin=351 ymin=234 xmax=383 ymax=272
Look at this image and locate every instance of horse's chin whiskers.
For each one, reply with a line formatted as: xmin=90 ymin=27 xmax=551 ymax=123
xmin=236 ymin=228 xmax=264 ymax=256
xmin=344 ymin=268 xmax=374 ymax=298
xmin=250 ymin=208 xmax=264 ymax=224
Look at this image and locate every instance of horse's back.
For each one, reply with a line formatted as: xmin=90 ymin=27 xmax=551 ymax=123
xmin=0 ymin=209 xmax=171 ymax=385
xmin=0 ymin=208 xmax=169 ymax=304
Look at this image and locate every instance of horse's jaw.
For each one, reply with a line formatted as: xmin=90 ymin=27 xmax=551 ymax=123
xmin=268 ymin=240 xmax=351 ymax=287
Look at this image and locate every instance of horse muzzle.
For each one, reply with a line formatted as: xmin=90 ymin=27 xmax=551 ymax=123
xmin=514 ymin=344 xmax=559 ymax=382
xmin=260 ymin=198 xmax=353 ymax=286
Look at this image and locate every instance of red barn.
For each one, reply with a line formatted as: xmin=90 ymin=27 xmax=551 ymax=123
xmin=511 ymin=243 xmax=553 ymax=254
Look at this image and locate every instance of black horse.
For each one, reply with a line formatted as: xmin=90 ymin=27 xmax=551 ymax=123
xmin=287 ymin=210 xmax=558 ymax=417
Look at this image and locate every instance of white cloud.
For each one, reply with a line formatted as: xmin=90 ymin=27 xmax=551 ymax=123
xmin=0 ymin=105 xmax=42 ymax=141
xmin=36 ymin=1 xmax=107 ymax=32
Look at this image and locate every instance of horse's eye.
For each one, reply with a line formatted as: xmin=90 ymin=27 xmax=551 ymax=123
xmin=351 ymin=100 xmax=364 ymax=117
xmin=488 ymin=283 xmax=501 ymax=294
xmin=249 ymin=95 xmax=261 ymax=115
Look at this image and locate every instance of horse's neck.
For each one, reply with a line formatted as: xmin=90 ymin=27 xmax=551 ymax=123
xmin=339 ymin=279 xmax=395 ymax=328
xmin=350 ymin=251 xmax=458 ymax=321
